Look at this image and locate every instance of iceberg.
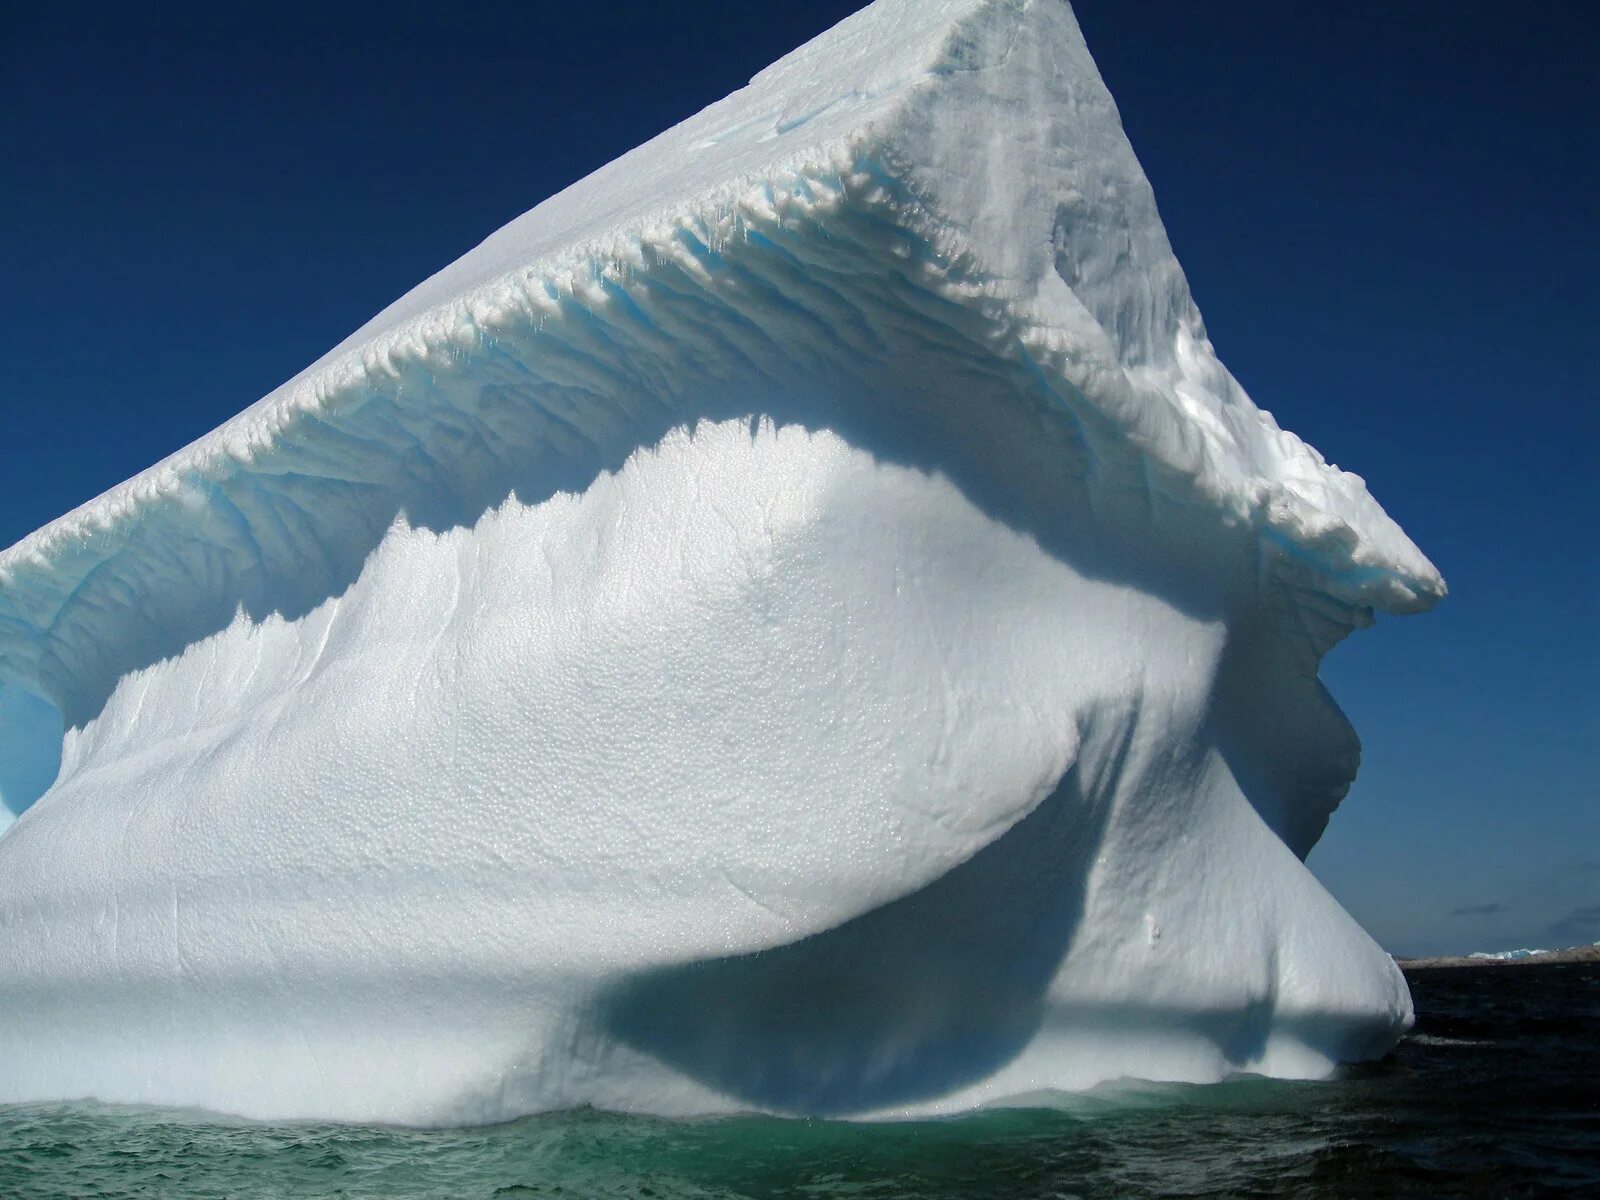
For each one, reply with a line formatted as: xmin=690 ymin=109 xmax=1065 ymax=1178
xmin=0 ymin=0 xmax=1442 ymax=1123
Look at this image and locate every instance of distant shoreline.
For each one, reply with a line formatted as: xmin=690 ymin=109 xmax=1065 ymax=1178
xmin=1396 ymin=944 xmax=1600 ymax=969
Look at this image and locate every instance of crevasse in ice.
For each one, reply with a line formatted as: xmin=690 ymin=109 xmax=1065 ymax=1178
xmin=0 ymin=0 xmax=1442 ymax=1123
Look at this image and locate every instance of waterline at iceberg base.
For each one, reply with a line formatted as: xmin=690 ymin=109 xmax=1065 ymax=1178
xmin=0 ymin=0 xmax=1441 ymax=1125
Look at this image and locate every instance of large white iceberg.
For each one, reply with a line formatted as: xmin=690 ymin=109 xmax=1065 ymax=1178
xmin=0 ymin=0 xmax=1441 ymax=1124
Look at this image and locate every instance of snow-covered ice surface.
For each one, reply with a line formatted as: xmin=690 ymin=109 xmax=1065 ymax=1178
xmin=0 ymin=0 xmax=1442 ymax=1123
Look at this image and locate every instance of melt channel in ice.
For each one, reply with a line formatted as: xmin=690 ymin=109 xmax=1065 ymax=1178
xmin=0 ymin=0 xmax=1443 ymax=1124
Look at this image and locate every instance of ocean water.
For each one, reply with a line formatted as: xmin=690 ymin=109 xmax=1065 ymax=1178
xmin=2 ymin=964 xmax=1595 ymax=1199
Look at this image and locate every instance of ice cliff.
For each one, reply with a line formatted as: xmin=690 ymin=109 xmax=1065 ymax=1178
xmin=0 ymin=0 xmax=1442 ymax=1123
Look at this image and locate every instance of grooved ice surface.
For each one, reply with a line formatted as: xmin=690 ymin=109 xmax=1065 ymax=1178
xmin=0 ymin=0 xmax=1441 ymax=1123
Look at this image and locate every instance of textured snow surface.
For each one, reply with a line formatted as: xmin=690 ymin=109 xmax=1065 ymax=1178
xmin=0 ymin=0 xmax=1439 ymax=1123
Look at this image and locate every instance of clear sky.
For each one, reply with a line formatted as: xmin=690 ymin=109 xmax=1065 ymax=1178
xmin=1 ymin=2 xmax=1593 ymax=956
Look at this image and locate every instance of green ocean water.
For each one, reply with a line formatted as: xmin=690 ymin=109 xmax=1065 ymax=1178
xmin=2 ymin=965 xmax=1595 ymax=1199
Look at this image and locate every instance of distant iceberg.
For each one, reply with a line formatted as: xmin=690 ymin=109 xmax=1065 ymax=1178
xmin=0 ymin=0 xmax=1441 ymax=1124
xmin=1467 ymin=944 xmax=1598 ymax=962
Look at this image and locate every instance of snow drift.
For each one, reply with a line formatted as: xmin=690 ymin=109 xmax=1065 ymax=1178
xmin=0 ymin=0 xmax=1441 ymax=1123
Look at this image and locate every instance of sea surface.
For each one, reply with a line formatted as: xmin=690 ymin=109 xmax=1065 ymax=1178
xmin=2 ymin=963 xmax=1595 ymax=1199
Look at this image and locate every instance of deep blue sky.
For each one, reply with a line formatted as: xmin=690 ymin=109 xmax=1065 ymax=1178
xmin=1 ymin=2 xmax=1593 ymax=955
